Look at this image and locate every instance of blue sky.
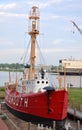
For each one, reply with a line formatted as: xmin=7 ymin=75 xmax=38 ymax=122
xmin=0 ymin=0 xmax=82 ymax=65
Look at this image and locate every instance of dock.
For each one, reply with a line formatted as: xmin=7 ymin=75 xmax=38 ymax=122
xmin=68 ymin=107 xmax=82 ymax=122
xmin=0 ymin=119 xmax=8 ymax=130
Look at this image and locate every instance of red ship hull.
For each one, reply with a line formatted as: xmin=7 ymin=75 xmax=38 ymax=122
xmin=5 ymin=89 xmax=68 ymax=127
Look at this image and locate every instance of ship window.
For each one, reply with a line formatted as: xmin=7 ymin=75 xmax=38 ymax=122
xmin=42 ymin=81 xmax=44 ymax=84
xmin=46 ymin=81 xmax=48 ymax=84
xmin=37 ymin=81 xmax=40 ymax=84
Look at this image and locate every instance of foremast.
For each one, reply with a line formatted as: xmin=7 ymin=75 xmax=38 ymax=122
xmin=28 ymin=6 xmax=40 ymax=80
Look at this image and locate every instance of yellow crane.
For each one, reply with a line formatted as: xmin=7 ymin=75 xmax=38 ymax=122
xmin=71 ymin=20 xmax=82 ymax=35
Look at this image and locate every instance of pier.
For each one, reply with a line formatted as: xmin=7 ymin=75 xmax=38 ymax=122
xmin=0 ymin=119 xmax=8 ymax=130
xmin=68 ymin=107 xmax=82 ymax=122
xmin=0 ymin=103 xmax=82 ymax=130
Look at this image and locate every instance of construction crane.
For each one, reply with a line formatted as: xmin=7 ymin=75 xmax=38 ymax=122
xmin=71 ymin=20 xmax=82 ymax=35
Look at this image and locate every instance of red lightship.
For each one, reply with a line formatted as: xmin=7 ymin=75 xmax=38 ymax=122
xmin=5 ymin=6 xmax=68 ymax=130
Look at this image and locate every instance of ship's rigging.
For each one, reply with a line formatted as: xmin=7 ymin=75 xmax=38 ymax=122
xmin=18 ymin=6 xmax=46 ymax=81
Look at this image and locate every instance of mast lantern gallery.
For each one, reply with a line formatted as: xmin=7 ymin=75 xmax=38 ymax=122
xmin=28 ymin=6 xmax=40 ymax=80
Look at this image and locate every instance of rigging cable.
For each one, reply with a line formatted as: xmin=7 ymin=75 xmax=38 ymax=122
xmin=36 ymin=40 xmax=46 ymax=67
xmin=22 ymin=38 xmax=31 ymax=65
xmin=15 ymin=35 xmax=31 ymax=82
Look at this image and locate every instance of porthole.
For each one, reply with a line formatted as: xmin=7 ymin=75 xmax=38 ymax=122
xmin=37 ymin=81 xmax=40 ymax=84
xmin=42 ymin=81 xmax=44 ymax=84
xmin=46 ymin=81 xmax=48 ymax=84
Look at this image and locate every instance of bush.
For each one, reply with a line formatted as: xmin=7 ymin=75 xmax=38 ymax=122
xmin=0 ymin=87 xmax=5 ymax=92
xmin=2 ymin=115 xmax=7 ymax=120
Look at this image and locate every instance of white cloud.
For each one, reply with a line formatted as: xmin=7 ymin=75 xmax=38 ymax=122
xmin=40 ymin=47 xmax=79 ymax=53
xmin=0 ymin=3 xmax=27 ymax=18
xmin=36 ymin=47 xmax=81 ymax=65
xmin=26 ymin=0 xmax=64 ymax=9
xmin=0 ymin=3 xmax=17 ymax=10
xmin=0 ymin=47 xmax=78 ymax=58
xmin=0 ymin=48 xmax=24 ymax=63
xmin=39 ymin=0 xmax=64 ymax=8
xmin=0 ymin=46 xmax=80 ymax=57
xmin=0 ymin=11 xmax=27 ymax=18
xmin=0 ymin=39 xmax=14 ymax=46
xmin=0 ymin=49 xmax=23 ymax=56
xmin=47 ymin=0 xmax=64 ymax=4
xmin=53 ymin=39 xmax=63 ymax=45
xmin=0 ymin=47 xmax=81 ymax=64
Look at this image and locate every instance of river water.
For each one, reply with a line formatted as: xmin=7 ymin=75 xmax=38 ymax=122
xmin=0 ymin=71 xmax=82 ymax=88
xmin=0 ymin=71 xmax=22 ymax=86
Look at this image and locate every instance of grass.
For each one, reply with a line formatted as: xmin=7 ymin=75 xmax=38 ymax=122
xmin=0 ymin=91 xmax=5 ymax=98
xmin=0 ymin=87 xmax=5 ymax=91
xmin=0 ymin=87 xmax=5 ymax=98
xmin=68 ymin=88 xmax=82 ymax=110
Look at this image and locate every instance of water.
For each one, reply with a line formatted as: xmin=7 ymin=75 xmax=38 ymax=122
xmin=50 ymin=73 xmax=82 ymax=88
xmin=0 ymin=71 xmax=9 ymax=86
xmin=0 ymin=71 xmax=22 ymax=86
xmin=0 ymin=71 xmax=82 ymax=88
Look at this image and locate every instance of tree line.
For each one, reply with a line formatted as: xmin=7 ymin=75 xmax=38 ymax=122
xmin=0 ymin=63 xmax=24 ymax=70
xmin=0 ymin=63 xmax=61 ymax=72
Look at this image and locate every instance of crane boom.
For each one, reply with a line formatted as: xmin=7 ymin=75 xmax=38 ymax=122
xmin=71 ymin=20 xmax=82 ymax=35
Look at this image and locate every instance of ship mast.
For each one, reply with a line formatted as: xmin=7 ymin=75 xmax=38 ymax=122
xmin=28 ymin=6 xmax=40 ymax=80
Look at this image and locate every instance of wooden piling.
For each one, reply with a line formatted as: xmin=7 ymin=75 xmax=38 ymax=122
xmin=77 ymin=120 xmax=80 ymax=130
xmin=53 ymin=121 xmax=56 ymax=130
xmin=80 ymin=105 xmax=82 ymax=112
xmin=74 ymin=107 xmax=76 ymax=120
xmin=43 ymin=127 xmax=46 ymax=130
xmin=0 ymin=103 xmax=1 ymax=113
xmin=34 ymin=124 xmax=37 ymax=130
xmin=28 ymin=122 xmax=31 ymax=130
